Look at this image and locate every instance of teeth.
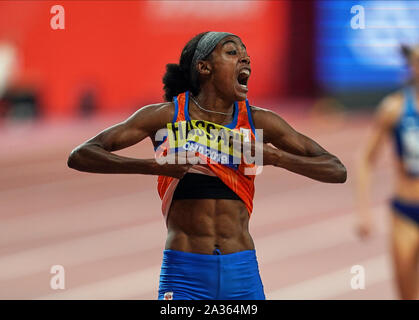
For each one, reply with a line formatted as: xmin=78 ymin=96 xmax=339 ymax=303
xmin=240 ymin=69 xmax=250 ymax=76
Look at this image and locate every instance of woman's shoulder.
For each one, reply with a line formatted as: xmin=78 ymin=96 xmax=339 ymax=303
xmin=246 ymin=105 xmax=296 ymax=140
xmin=381 ymin=90 xmax=404 ymax=106
xmin=375 ymin=90 xmax=405 ymax=126
xmin=247 ymin=105 xmax=272 ymax=119
xmin=128 ymin=101 xmax=176 ymax=134
xmin=136 ymin=101 xmax=175 ymax=123
xmin=136 ymin=101 xmax=175 ymax=116
xmin=247 ymin=104 xmax=284 ymax=127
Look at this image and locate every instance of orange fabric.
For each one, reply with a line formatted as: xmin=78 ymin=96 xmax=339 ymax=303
xmin=156 ymin=92 xmax=257 ymax=223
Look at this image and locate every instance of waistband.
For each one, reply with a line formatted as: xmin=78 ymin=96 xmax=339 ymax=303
xmin=162 ymin=249 xmax=257 ymax=265
xmin=391 ymin=198 xmax=419 ymax=214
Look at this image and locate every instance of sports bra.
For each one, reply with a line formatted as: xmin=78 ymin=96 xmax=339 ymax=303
xmin=172 ymin=173 xmax=241 ymax=200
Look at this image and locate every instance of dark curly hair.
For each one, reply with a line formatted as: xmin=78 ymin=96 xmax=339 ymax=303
xmin=162 ymin=32 xmax=210 ymax=102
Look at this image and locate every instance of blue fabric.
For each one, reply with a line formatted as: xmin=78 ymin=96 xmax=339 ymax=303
xmin=246 ymin=99 xmax=258 ymax=141
xmin=391 ymin=198 xmax=419 ymax=225
xmin=172 ymin=95 xmax=179 ymax=123
xmin=158 ymin=249 xmax=265 ymax=300
xmin=393 ymin=87 xmax=415 ymax=157
xmin=392 ymin=87 xmax=419 ymax=176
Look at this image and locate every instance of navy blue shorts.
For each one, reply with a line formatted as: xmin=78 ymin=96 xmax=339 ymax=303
xmin=158 ymin=249 xmax=265 ymax=300
xmin=391 ymin=198 xmax=419 ymax=226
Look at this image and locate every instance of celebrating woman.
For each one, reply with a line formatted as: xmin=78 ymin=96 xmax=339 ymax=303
xmin=68 ymin=31 xmax=347 ymax=300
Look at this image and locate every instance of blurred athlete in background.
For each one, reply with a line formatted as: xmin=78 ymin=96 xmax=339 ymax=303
xmin=357 ymin=44 xmax=419 ymax=300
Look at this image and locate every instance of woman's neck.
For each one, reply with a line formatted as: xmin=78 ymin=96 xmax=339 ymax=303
xmin=195 ymin=90 xmax=234 ymax=112
xmin=190 ymin=89 xmax=235 ymax=124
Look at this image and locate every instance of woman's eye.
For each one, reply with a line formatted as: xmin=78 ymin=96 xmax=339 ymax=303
xmin=227 ymin=50 xmax=237 ymax=55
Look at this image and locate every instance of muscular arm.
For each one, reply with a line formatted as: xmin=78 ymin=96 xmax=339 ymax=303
xmin=252 ymin=106 xmax=347 ymax=183
xmin=67 ymin=103 xmax=192 ymax=178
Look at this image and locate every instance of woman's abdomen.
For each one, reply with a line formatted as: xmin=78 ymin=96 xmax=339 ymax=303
xmin=165 ymin=198 xmax=254 ymax=254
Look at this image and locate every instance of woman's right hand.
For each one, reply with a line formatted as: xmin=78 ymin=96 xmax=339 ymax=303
xmin=152 ymin=151 xmax=200 ymax=179
xmin=152 ymin=162 xmax=194 ymax=179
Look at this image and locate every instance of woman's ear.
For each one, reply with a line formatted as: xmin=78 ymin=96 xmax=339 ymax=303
xmin=197 ymin=60 xmax=211 ymax=75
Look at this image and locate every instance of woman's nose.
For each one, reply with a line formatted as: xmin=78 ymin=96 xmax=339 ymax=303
xmin=240 ymin=55 xmax=250 ymax=65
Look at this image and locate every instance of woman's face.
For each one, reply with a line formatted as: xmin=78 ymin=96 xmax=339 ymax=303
xmin=409 ymin=47 xmax=419 ymax=81
xmin=199 ymin=35 xmax=251 ymax=101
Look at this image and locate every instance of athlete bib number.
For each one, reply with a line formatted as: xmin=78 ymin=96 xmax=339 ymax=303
xmin=166 ymin=120 xmax=245 ymax=170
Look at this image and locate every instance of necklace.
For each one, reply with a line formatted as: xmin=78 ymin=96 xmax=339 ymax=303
xmin=190 ymin=95 xmax=233 ymax=116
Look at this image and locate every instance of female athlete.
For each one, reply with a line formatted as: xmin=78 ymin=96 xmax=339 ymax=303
xmin=68 ymin=31 xmax=347 ymax=300
xmin=356 ymin=45 xmax=419 ymax=300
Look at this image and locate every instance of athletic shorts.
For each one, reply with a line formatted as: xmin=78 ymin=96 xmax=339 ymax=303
xmin=391 ymin=198 xmax=419 ymax=226
xmin=158 ymin=248 xmax=266 ymax=300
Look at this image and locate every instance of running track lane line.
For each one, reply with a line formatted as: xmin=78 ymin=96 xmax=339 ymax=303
xmin=266 ymin=254 xmax=391 ymax=300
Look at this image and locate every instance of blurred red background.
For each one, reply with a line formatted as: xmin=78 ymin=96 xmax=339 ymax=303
xmin=0 ymin=1 xmax=291 ymax=118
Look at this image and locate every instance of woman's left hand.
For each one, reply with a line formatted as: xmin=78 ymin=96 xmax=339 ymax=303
xmin=242 ymin=139 xmax=280 ymax=167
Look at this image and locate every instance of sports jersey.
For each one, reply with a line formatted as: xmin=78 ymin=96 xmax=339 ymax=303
xmin=154 ymin=91 xmax=259 ymax=224
xmin=393 ymin=87 xmax=419 ymax=176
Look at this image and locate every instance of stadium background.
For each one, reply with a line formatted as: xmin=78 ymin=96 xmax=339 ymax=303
xmin=1 ymin=1 xmax=417 ymax=299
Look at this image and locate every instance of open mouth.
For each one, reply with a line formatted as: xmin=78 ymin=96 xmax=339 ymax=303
xmin=237 ymin=68 xmax=250 ymax=88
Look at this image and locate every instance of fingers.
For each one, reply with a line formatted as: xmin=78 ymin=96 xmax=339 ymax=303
xmin=162 ymin=150 xmax=201 ymax=165
xmin=242 ymin=140 xmax=265 ymax=165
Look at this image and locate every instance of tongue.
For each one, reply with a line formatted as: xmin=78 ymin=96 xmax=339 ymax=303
xmin=238 ymin=75 xmax=247 ymax=86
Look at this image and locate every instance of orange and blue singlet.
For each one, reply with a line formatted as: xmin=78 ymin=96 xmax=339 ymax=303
xmin=154 ymin=91 xmax=265 ymax=300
